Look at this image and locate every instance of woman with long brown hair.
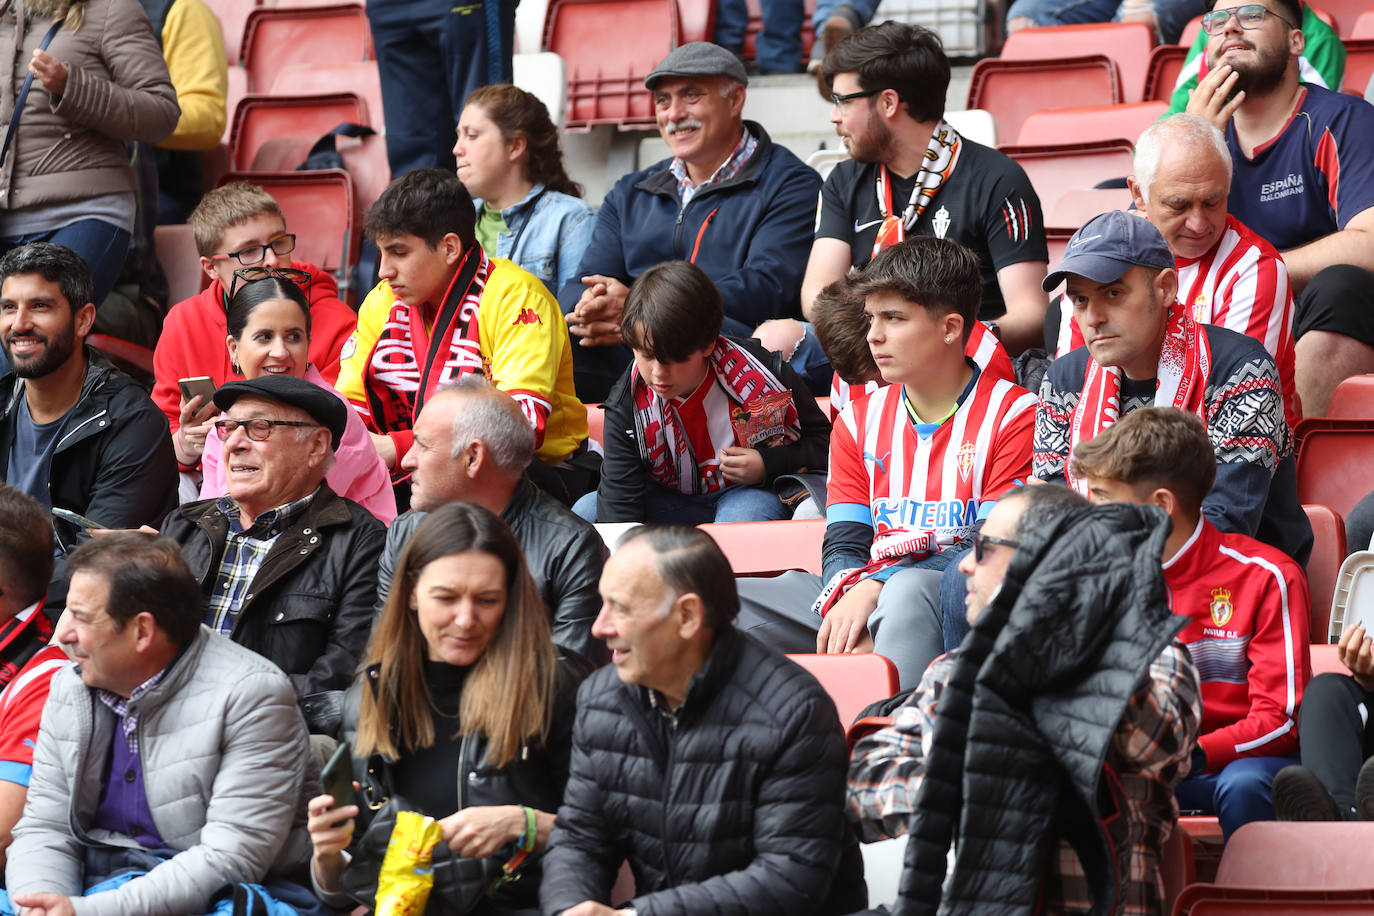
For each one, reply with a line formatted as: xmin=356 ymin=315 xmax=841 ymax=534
xmin=306 ymin=503 xmax=588 ymax=913
xmin=453 ymin=83 xmax=595 ymax=296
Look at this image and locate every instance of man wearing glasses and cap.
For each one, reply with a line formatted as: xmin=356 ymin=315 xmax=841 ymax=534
xmin=1186 ymin=0 xmax=1374 ymax=416
xmin=1032 ymin=209 xmax=1311 ymax=566
xmin=159 ymin=373 xmax=385 ymax=736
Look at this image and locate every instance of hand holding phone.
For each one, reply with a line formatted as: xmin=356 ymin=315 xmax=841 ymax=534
xmin=177 ymin=377 xmax=218 ymax=424
xmin=320 ymin=741 xmax=356 ymax=814
xmin=52 ymin=507 xmax=104 ymax=532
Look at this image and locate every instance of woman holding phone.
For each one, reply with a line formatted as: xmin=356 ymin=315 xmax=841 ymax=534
xmin=306 ymin=504 xmax=586 ymax=913
xmin=178 ymin=269 xmax=396 ymax=523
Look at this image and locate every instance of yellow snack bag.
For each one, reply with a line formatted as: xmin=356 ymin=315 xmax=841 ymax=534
xmin=375 ymin=810 xmax=443 ymax=916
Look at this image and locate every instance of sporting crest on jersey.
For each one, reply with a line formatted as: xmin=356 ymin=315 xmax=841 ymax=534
xmin=1193 ymin=292 xmax=1210 ymax=321
xmin=956 ymin=440 xmax=976 ymax=482
xmin=1209 ymin=587 xmax=1234 ymax=627
xmin=932 ymin=205 xmax=951 ymax=239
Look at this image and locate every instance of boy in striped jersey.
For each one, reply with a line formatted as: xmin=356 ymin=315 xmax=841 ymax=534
xmin=737 ymin=237 xmax=1037 ymax=688
xmin=1073 ymin=406 xmax=1311 ymax=838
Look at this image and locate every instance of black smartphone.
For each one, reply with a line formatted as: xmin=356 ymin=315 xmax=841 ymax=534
xmin=321 ymin=740 xmax=356 ymax=813
xmin=52 ymin=507 xmax=104 ymax=531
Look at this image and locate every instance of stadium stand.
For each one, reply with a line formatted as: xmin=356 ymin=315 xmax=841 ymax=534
xmin=999 ymin=22 xmax=1154 ymax=103
xmin=240 ymin=4 xmax=372 ymax=93
xmin=1047 ymin=187 xmax=1132 ymax=232
xmin=1353 ymin=9 xmax=1374 ymax=38
xmin=700 ymin=519 xmax=827 ymax=576
xmin=1294 ymin=422 xmax=1374 ymax=519
xmin=1342 ymin=39 xmax=1374 ymax=95
xmin=999 ymin=139 xmax=1136 ymax=216
xmin=1015 ymin=101 xmax=1165 ymax=146
xmin=153 ymin=224 xmax=205 ymax=304
xmin=228 ymin=93 xmax=371 ymax=172
xmin=269 ymin=61 xmax=386 ymax=129
xmin=1143 ymin=44 xmax=1187 ymax=102
xmin=542 ymin=0 xmax=676 ymax=129
xmin=1303 ymin=503 xmax=1345 ymax=640
xmin=784 ymin=652 xmax=899 ymax=728
xmin=205 ymin=0 xmax=257 ymax=62
xmin=966 ymin=55 xmax=1122 ymax=144
xmin=1325 ymin=374 xmax=1374 ymax=418
xmin=1329 ymin=552 xmax=1374 ymax=644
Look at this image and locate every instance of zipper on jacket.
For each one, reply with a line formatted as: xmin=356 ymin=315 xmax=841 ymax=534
xmin=688 ymin=208 xmax=719 ymax=265
xmin=53 ymin=408 xmax=107 ymax=452
xmin=659 ymin=713 xmax=678 ymax=887
xmin=673 ymin=207 xmax=686 ymax=258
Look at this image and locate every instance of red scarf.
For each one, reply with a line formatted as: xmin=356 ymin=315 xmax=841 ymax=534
xmin=1066 ymin=300 xmax=1211 ymax=493
xmin=631 ymin=337 xmax=799 ymax=494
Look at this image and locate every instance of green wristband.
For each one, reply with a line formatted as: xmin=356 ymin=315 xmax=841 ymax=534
xmin=520 ymin=806 xmax=537 ymax=852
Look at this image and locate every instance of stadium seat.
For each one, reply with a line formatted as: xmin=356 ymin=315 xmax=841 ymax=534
xmin=945 ymin=108 xmax=997 ymax=146
xmin=1220 ymin=821 xmax=1374 ymax=886
xmin=1342 ymin=39 xmax=1374 ymax=95
xmin=675 ymin=0 xmax=714 ymax=43
xmin=700 ymin=518 xmax=826 ymax=576
xmin=543 ymin=0 xmax=675 ymax=129
xmin=269 ymin=61 xmax=384 ymax=130
xmin=228 ymin=93 xmax=370 ymax=172
xmin=1328 ymin=374 xmax=1374 ymax=417
xmin=86 ymin=334 xmax=155 ymax=380
xmin=1294 ymin=421 xmax=1374 ymax=518
xmin=1047 ymin=187 xmax=1132 ymax=232
xmin=1144 ymin=44 xmax=1188 ymax=102
xmin=336 ymin=131 xmax=392 ymax=216
xmin=223 ymin=64 xmax=249 ymax=146
xmin=1178 ymin=14 xmax=1203 ymax=46
xmin=806 ymin=148 xmax=849 ymax=181
xmin=1329 ymin=551 xmax=1374 ymax=643
xmin=1303 ymin=504 xmax=1346 ymax=640
xmin=966 ymin=56 xmax=1122 ymax=147
xmin=1352 ymin=9 xmax=1374 ymax=38
xmin=153 ymin=224 xmax=207 ymax=305
xmin=999 ymin=22 xmax=1155 ymax=103
xmin=513 ymin=51 xmax=568 ymax=127
xmin=1016 ymin=101 xmax=1166 ymax=147
xmin=1310 ymin=642 xmax=1346 ymax=674
xmin=740 ymin=0 xmax=815 ymax=70
xmin=241 ymin=4 xmax=372 ymax=94
xmin=1045 ymin=228 xmax=1074 ymax=292
xmin=1307 ymin=0 xmax=1366 ymax=35
xmin=585 ymin=403 xmax=604 ymax=447
xmin=1000 ymin=140 xmax=1136 ymax=217
xmin=1162 ymin=823 xmax=1196 ymax=913
xmin=206 ymin=0 xmax=258 ymax=62
xmin=784 ymin=652 xmax=900 ymax=727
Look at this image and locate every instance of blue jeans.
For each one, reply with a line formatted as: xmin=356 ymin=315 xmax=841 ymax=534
xmin=714 ymin=0 xmax=805 ymax=73
xmin=1175 ymin=755 xmax=1298 ymax=840
xmin=937 ymin=540 xmax=974 ymax=652
xmin=810 ymin=0 xmax=879 ymax=34
xmin=1 ymin=218 xmax=132 ymax=309
xmin=1004 ymin=0 xmax=1202 ymax=43
xmin=573 ymin=482 xmax=789 ymax=524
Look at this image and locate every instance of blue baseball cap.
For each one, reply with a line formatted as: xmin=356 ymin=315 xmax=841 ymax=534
xmin=1042 ymin=210 xmax=1175 ymax=293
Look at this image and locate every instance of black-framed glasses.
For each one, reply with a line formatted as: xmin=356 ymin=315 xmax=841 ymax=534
xmin=229 ymin=266 xmax=312 ymax=299
xmin=211 ymin=233 xmax=297 ymax=267
xmin=213 ymin=417 xmax=322 ymax=441
xmin=973 ymin=531 xmax=1022 ymax=563
xmin=1201 ymin=4 xmax=1295 ymax=32
xmin=830 ymin=88 xmax=880 ymax=108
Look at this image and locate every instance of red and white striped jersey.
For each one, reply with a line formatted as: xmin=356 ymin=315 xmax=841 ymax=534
xmin=827 ymin=369 xmax=1037 ymax=561
xmin=1054 ymin=215 xmax=1299 ymax=426
xmin=827 ymin=321 xmax=1017 ymax=419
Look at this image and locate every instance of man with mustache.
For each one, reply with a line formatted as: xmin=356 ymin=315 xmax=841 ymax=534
xmin=559 ymin=42 xmax=822 ymax=402
xmin=0 ymin=243 xmax=176 ymax=586
xmin=1187 ymin=0 xmax=1374 ymax=416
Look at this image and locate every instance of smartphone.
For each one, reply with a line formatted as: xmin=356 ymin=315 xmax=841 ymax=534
xmin=177 ymin=376 xmax=218 ymax=421
xmin=320 ymin=741 xmax=356 ymax=815
xmin=52 ymin=507 xmax=105 ymax=531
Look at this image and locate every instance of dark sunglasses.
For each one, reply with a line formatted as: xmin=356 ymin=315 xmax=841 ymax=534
xmin=973 ymin=531 xmax=1022 ymax=563
xmin=229 ymin=266 xmax=312 ymax=299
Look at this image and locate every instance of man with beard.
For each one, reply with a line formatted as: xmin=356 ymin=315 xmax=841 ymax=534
xmin=803 ymin=22 xmax=1049 ymax=355
xmin=1187 ymin=0 xmax=1374 ymax=416
xmin=0 ymin=243 xmax=176 ymax=576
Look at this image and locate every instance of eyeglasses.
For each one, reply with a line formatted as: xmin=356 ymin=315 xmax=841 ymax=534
xmin=229 ymin=266 xmax=312 ymax=299
xmin=213 ymin=417 xmax=322 ymax=441
xmin=830 ymin=88 xmax=880 ymax=108
xmin=211 ymin=233 xmax=297 ymax=267
xmin=1200 ymin=4 xmax=1295 ymax=33
xmin=972 ymin=531 xmax=1022 ymax=563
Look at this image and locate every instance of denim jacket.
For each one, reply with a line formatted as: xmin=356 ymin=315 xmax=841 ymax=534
xmin=475 ymin=183 xmax=596 ymax=295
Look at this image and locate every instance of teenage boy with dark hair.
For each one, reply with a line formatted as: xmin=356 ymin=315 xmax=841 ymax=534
xmin=574 ymin=260 xmax=829 ymax=525
xmin=335 ymin=168 xmax=589 ymax=498
xmin=1073 ymin=406 xmax=1311 ymax=838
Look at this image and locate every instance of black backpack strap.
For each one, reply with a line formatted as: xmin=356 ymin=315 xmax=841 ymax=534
xmin=297 ymin=122 xmax=377 ymax=172
xmin=1 ymin=21 xmax=63 ymax=168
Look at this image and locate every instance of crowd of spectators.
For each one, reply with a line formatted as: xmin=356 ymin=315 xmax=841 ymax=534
xmin=1 ymin=1 xmax=1374 ymax=912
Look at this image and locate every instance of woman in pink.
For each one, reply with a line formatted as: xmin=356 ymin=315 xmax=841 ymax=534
xmin=182 ymin=271 xmax=397 ymax=523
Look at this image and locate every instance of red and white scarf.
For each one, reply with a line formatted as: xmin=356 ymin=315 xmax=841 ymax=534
xmin=631 ymin=337 xmax=799 ymax=495
xmin=871 ymin=120 xmax=962 ymax=258
xmin=1066 ymin=300 xmax=1211 ymax=493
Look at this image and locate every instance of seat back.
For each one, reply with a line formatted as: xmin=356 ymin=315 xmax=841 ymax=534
xmin=1172 ymin=887 xmax=1374 ymax=913
xmin=223 ymin=64 xmax=249 ymax=146
xmin=1016 ymin=101 xmax=1165 ymax=146
xmin=1047 ymin=187 xmax=1132 ymax=232
xmin=1307 ymin=0 xmax=1369 ymax=35
xmin=1000 ymin=140 xmax=1137 ymax=216
xmin=784 ymin=652 xmax=900 ymax=727
xmin=1311 ymin=642 xmax=1346 ymax=674
xmin=1178 ymin=14 xmax=1204 ymax=46
xmin=1352 ymin=9 xmax=1374 ymax=38
xmin=966 ymin=56 xmax=1122 ymax=146
xmin=269 ymin=61 xmax=384 ymax=129
xmin=1342 ymin=39 xmax=1374 ymax=94
xmin=945 ymin=108 xmax=997 ymax=147
xmin=206 ymin=0 xmax=258 ymax=62
xmin=1303 ymin=504 xmax=1346 ymax=640
xmin=1217 ymin=821 xmax=1374 ymax=888
xmin=1295 ymin=421 xmax=1374 ymax=518
xmin=999 ymin=22 xmax=1154 ymax=102
xmin=241 ymin=4 xmax=371 ymax=93
xmin=1143 ymin=43 xmax=1188 ymax=101
xmin=1161 ymin=822 xmax=1196 ymax=914
xmin=584 ymin=402 xmax=604 ymax=447
xmin=545 ymin=0 xmax=676 ymax=129
xmin=229 ymin=93 xmax=369 ymax=172
xmin=513 ymin=51 xmax=568 ymax=128
xmin=215 ymin=169 xmax=357 ymax=279
xmin=153 ymin=224 xmax=207 ymax=306
xmin=699 ymin=519 xmax=826 ymax=576
xmin=1330 ymin=551 xmax=1374 ymax=642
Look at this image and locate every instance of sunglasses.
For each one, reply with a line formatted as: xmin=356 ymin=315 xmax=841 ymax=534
xmin=229 ymin=266 xmax=312 ymax=300
xmin=972 ymin=531 xmax=1022 ymax=563
xmin=213 ymin=417 xmax=322 ymax=441
xmin=1201 ymin=4 xmax=1295 ymax=33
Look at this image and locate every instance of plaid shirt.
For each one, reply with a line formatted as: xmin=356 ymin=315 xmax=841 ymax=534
xmin=671 ymin=127 xmax=757 ymax=209
xmin=97 ymin=667 xmax=170 ymax=756
xmin=848 ymin=642 xmax=1201 ymax=915
xmin=204 ymin=492 xmax=316 ymax=635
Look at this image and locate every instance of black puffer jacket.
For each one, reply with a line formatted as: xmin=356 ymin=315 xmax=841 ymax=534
xmin=898 ymin=503 xmax=1187 ymax=915
xmin=540 ymin=628 xmax=866 ymax=916
xmin=161 ymin=483 xmax=384 ymax=719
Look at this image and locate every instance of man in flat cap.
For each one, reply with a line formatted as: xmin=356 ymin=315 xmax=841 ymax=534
xmin=559 ymin=42 xmax=824 ymax=401
xmin=160 ymin=374 xmax=385 ymax=735
xmin=1032 ymin=209 xmax=1311 ymax=567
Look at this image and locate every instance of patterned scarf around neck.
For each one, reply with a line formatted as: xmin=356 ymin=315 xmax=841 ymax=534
xmin=871 ymin=120 xmax=962 ymax=259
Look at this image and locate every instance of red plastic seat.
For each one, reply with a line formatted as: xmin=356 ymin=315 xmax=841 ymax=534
xmin=229 ymin=93 xmax=370 ymax=173
xmin=1326 ymin=374 xmax=1374 ymax=418
xmin=1352 ymin=9 xmax=1374 ymax=38
xmin=270 ymin=61 xmax=384 ymax=129
xmin=966 ymin=56 xmax=1123 ymax=147
xmin=1311 ymin=642 xmax=1345 ymax=675
xmin=1341 ymin=39 xmax=1374 ymax=95
xmin=699 ymin=519 xmax=826 ymax=576
xmin=1294 ymin=421 xmax=1374 ymax=519
xmin=1162 ymin=823 xmax=1196 ymax=914
xmin=1220 ymin=821 xmax=1374 ymax=886
xmin=337 ymin=131 xmax=392 ymax=215
xmin=544 ymin=0 xmax=676 ymax=129
xmin=215 ymin=169 xmax=358 ymax=285
xmin=675 ymin=0 xmax=713 ymax=43
xmin=1000 ymin=22 xmax=1154 ymax=103
xmin=153 ymin=224 xmax=207 ymax=305
xmin=205 ymin=0 xmax=258 ymax=62
xmin=1000 ymin=140 xmax=1136 ymax=217
xmin=1178 ymin=14 xmax=1204 ymax=46
xmin=1016 ymin=100 xmax=1166 ymax=147
xmin=86 ymin=333 xmax=155 ymax=378
xmin=1047 ymin=187 xmax=1132 ymax=232
xmin=584 ymin=402 xmax=604 ymax=446
xmin=1143 ymin=44 xmax=1188 ymax=101
xmin=223 ymin=64 xmax=249 ymax=146
xmin=1303 ymin=504 xmax=1346 ymax=640
xmin=784 ymin=653 xmax=900 ymax=727
xmin=1306 ymin=0 xmax=1368 ymax=36
xmin=241 ymin=5 xmax=371 ymax=94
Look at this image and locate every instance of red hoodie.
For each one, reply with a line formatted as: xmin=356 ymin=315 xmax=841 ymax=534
xmin=152 ymin=260 xmax=358 ymax=438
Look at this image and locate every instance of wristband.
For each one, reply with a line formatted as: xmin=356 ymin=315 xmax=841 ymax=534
xmin=519 ymin=805 xmax=537 ymax=852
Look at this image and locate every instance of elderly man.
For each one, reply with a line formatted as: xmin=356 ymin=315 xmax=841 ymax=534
xmin=540 ymin=525 xmax=866 ymax=916
xmin=559 ymin=42 xmax=823 ymax=401
xmin=850 ymin=485 xmax=1202 ymax=913
xmin=160 ymin=374 xmax=385 ymax=735
xmin=5 ymin=534 xmax=319 ymax=914
xmin=377 ymin=377 xmax=608 ymax=665
xmin=1034 ymin=210 xmax=1312 ymax=566
xmin=1186 ymin=0 xmax=1374 ymax=415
